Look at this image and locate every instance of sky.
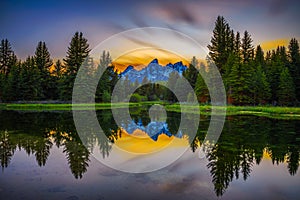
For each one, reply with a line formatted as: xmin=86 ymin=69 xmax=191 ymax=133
xmin=1 ymin=0 xmax=300 ymax=63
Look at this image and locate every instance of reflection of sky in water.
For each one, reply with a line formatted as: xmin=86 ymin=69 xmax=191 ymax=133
xmin=1 ymin=146 xmax=300 ymax=200
xmin=1 ymin=111 xmax=300 ymax=199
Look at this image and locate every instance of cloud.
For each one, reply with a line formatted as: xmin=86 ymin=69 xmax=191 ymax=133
xmin=268 ymin=0 xmax=288 ymax=16
xmin=141 ymin=2 xmax=204 ymax=26
xmin=155 ymin=2 xmax=199 ymax=25
xmin=137 ymin=0 xmax=257 ymax=27
xmin=112 ymin=48 xmax=190 ymax=71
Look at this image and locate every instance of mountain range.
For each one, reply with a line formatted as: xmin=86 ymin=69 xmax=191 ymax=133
xmin=119 ymin=58 xmax=187 ymax=83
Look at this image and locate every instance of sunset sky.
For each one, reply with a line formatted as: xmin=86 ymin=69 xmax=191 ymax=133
xmin=1 ymin=0 xmax=300 ymax=62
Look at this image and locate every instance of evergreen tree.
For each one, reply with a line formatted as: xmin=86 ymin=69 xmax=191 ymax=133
xmin=195 ymin=66 xmax=209 ymax=103
xmin=265 ymin=50 xmax=272 ymax=66
xmin=266 ymin=50 xmax=284 ymax=104
xmin=0 ymin=39 xmax=17 ymax=101
xmin=234 ymin=31 xmax=241 ymax=59
xmin=0 ymin=39 xmax=17 ymax=76
xmin=2 ymin=63 xmax=20 ymax=101
xmin=34 ymin=41 xmax=53 ymax=99
xmin=241 ymin=31 xmax=254 ymax=64
xmin=61 ymin=32 xmax=90 ymax=100
xmin=183 ymin=56 xmax=199 ymax=89
xmin=52 ymin=59 xmax=63 ymax=78
xmin=223 ymin=53 xmax=239 ymax=103
xmin=277 ymin=46 xmax=289 ymax=68
xmin=227 ymin=29 xmax=235 ymax=53
xmin=277 ymin=67 xmax=295 ymax=106
xmin=34 ymin=41 xmax=52 ymax=74
xmin=190 ymin=56 xmax=198 ymax=68
xmin=254 ymin=45 xmax=265 ymax=68
xmin=19 ymin=56 xmax=43 ymax=100
xmin=96 ymin=51 xmax=118 ymax=102
xmin=250 ymin=65 xmax=271 ymax=104
xmin=208 ymin=16 xmax=233 ymax=74
xmin=47 ymin=68 xmax=60 ymax=100
xmin=288 ymin=38 xmax=300 ymax=102
xmin=99 ymin=50 xmax=112 ymax=69
xmin=0 ymin=73 xmax=4 ymax=101
xmin=74 ymin=56 xmax=95 ymax=102
xmin=227 ymin=58 xmax=252 ymax=105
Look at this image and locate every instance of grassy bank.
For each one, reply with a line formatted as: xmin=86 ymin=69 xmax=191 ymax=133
xmin=165 ymin=104 xmax=300 ymax=119
xmin=0 ymin=102 xmax=300 ymax=119
xmin=0 ymin=101 xmax=160 ymax=111
xmin=0 ymin=102 xmax=137 ymax=111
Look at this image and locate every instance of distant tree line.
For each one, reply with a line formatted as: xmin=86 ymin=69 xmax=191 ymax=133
xmin=0 ymin=16 xmax=299 ymax=106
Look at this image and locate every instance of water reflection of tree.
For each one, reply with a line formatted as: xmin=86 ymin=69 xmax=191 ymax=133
xmin=287 ymin=146 xmax=299 ymax=175
xmin=33 ymin=137 xmax=53 ymax=166
xmin=0 ymin=131 xmax=15 ymax=169
xmin=0 ymin=110 xmax=125 ymax=178
xmin=1 ymin=110 xmax=300 ymax=193
xmin=63 ymin=138 xmax=90 ymax=179
xmin=0 ymin=130 xmax=53 ymax=168
xmin=97 ymin=110 xmax=121 ymax=158
xmin=199 ymin=116 xmax=300 ymax=196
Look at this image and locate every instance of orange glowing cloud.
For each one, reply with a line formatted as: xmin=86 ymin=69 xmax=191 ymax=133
xmin=111 ymin=48 xmax=190 ymax=72
xmin=260 ymin=38 xmax=289 ymax=51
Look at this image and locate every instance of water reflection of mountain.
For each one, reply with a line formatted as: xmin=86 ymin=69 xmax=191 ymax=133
xmin=121 ymin=119 xmax=182 ymax=141
xmin=0 ymin=110 xmax=299 ymax=197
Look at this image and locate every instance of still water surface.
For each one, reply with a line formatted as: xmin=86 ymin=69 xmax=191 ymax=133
xmin=0 ymin=108 xmax=299 ymax=199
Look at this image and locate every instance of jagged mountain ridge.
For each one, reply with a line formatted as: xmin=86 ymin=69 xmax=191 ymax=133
xmin=119 ymin=58 xmax=187 ymax=83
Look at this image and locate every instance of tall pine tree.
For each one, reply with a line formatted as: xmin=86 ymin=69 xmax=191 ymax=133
xmin=34 ymin=41 xmax=53 ymax=99
xmin=288 ymin=38 xmax=300 ymax=102
xmin=0 ymin=39 xmax=17 ymax=76
xmin=208 ymin=16 xmax=233 ymax=74
xmin=183 ymin=56 xmax=199 ymax=89
xmin=255 ymin=45 xmax=265 ymax=68
xmin=20 ymin=56 xmax=43 ymax=100
xmin=266 ymin=49 xmax=284 ymax=104
xmin=61 ymin=32 xmax=90 ymax=100
xmin=241 ymin=31 xmax=254 ymax=64
xmin=96 ymin=51 xmax=117 ymax=102
xmin=195 ymin=65 xmax=209 ymax=103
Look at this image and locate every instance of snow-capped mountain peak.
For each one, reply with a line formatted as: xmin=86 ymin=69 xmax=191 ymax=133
xmin=120 ymin=58 xmax=187 ymax=83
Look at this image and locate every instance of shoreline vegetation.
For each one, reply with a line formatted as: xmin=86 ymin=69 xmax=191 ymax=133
xmin=1 ymin=102 xmax=300 ymax=119
xmin=1 ymin=16 xmax=300 ymax=107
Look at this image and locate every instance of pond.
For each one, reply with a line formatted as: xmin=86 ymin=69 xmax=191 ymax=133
xmin=0 ymin=108 xmax=299 ymax=199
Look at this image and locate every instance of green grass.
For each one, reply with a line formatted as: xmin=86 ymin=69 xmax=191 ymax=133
xmin=0 ymin=102 xmax=299 ymax=119
xmin=0 ymin=103 xmax=137 ymax=111
xmin=0 ymin=101 xmax=161 ymax=111
xmin=165 ymin=104 xmax=300 ymax=119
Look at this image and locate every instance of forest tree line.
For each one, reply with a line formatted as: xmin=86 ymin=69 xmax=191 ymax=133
xmin=206 ymin=16 xmax=300 ymax=106
xmin=0 ymin=32 xmax=118 ymax=102
xmin=0 ymin=16 xmax=299 ymax=105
